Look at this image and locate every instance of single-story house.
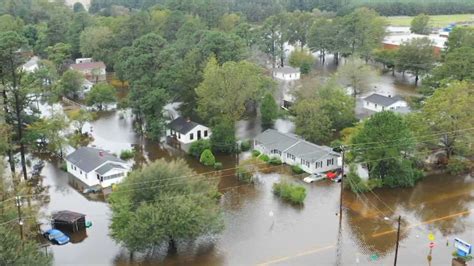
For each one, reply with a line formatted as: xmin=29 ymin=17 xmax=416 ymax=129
xmin=363 ymin=93 xmax=410 ymax=113
xmin=65 ymin=147 xmax=130 ymax=188
xmin=273 ymin=66 xmax=301 ymax=81
xmin=254 ymin=129 xmax=341 ymax=174
xmin=167 ymin=117 xmax=211 ymax=144
xmin=22 ymin=56 xmax=40 ymax=73
xmin=70 ymin=60 xmax=106 ymax=83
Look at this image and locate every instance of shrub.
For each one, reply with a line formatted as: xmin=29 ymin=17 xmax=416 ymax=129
xmin=447 ymin=158 xmax=470 ymax=175
xmin=200 ymin=149 xmax=216 ymax=166
xmin=214 ymin=162 xmax=223 ymax=170
xmin=59 ymin=162 xmax=67 ymax=172
xmin=291 ymin=165 xmax=304 ymax=174
xmin=260 ymin=154 xmax=270 ymax=162
xmin=268 ymin=157 xmax=282 ymax=165
xmin=120 ymin=149 xmax=135 ymax=160
xmin=346 ymin=168 xmax=383 ymax=193
xmin=237 ymin=166 xmax=254 ymax=183
xmin=273 ymin=182 xmax=307 ymax=204
xmin=251 ymin=149 xmax=261 ymax=157
xmin=189 ymin=139 xmax=211 ymax=158
xmin=240 ymin=140 xmax=251 ymax=152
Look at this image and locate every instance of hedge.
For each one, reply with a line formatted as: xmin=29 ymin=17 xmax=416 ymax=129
xmin=273 ymin=182 xmax=307 ymax=204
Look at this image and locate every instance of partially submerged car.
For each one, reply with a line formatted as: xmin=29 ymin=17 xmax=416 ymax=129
xmin=43 ymin=229 xmax=70 ymax=245
xmin=303 ymin=173 xmax=325 ymax=183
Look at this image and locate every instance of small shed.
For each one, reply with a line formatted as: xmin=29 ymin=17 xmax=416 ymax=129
xmin=52 ymin=211 xmax=86 ymax=233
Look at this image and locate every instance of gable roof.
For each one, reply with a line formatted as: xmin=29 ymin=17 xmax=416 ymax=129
xmin=96 ymin=163 xmax=125 ymax=175
xmin=255 ymin=129 xmax=339 ymax=162
xmin=70 ymin=61 xmax=106 ymax=71
xmin=65 ymin=147 xmax=125 ymax=173
xmin=274 ymin=66 xmax=300 ymax=75
xmin=168 ymin=117 xmax=204 ymax=134
xmin=364 ymin=93 xmax=405 ymax=107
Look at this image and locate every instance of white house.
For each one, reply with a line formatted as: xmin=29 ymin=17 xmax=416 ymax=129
xmin=22 ymin=56 xmax=40 ymax=73
xmin=65 ymin=147 xmax=130 ymax=188
xmin=70 ymin=60 xmax=106 ymax=83
xmin=254 ymin=129 xmax=341 ymax=174
xmin=167 ymin=117 xmax=211 ymax=144
xmin=273 ymin=66 xmax=301 ymax=81
xmin=363 ymin=93 xmax=410 ymax=113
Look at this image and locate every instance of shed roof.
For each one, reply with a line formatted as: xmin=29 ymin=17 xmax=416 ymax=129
xmin=65 ymin=147 xmax=125 ymax=173
xmin=70 ymin=61 xmax=106 ymax=71
xmin=364 ymin=93 xmax=404 ymax=107
xmin=96 ymin=163 xmax=125 ymax=175
xmin=168 ymin=117 xmax=204 ymax=134
xmin=274 ymin=66 xmax=300 ymax=74
xmin=52 ymin=210 xmax=85 ymax=223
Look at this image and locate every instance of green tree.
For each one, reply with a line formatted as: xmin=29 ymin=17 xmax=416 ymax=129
xmin=85 ymin=83 xmax=117 ymax=110
xmin=73 ymin=2 xmax=86 ymax=13
xmin=286 ymin=11 xmax=315 ymax=49
xmin=26 ymin=112 xmax=69 ymax=157
xmin=67 ymin=109 xmax=93 ymax=133
xmin=288 ymin=49 xmax=314 ymax=69
xmin=308 ymin=18 xmax=338 ymax=63
xmin=45 ymin=42 xmax=72 ymax=74
xmin=200 ymin=149 xmax=216 ymax=166
xmin=431 ymin=47 xmax=474 ymax=83
xmin=350 ymin=111 xmax=419 ymax=188
xmin=0 ymin=225 xmax=52 ymax=266
xmin=260 ymin=93 xmax=278 ymax=127
xmin=189 ymin=139 xmax=211 ymax=158
xmin=293 ymin=99 xmax=332 ymax=144
xmin=373 ymin=49 xmax=398 ymax=75
xmin=58 ymin=69 xmax=84 ymax=99
xmin=337 ymin=56 xmax=377 ymax=99
xmin=79 ymin=26 xmax=114 ymax=64
xmin=445 ymin=27 xmax=474 ymax=54
xmin=109 ymin=159 xmax=223 ymax=255
xmin=0 ymin=14 xmax=24 ymax=33
xmin=210 ymin=119 xmax=237 ymax=153
xmin=196 ymin=57 xmax=274 ymax=123
xmin=410 ymin=14 xmax=431 ymax=35
xmin=396 ymin=37 xmax=436 ymax=86
xmin=67 ymin=11 xmax=93 ymax=58
xmin=258 ymin=14 xmax=288 ymax=68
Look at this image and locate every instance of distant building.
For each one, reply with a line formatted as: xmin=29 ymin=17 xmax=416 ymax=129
xmin=22 ymin=56 xmax=40 ymax=73
xmin=167 ymin=117 xmax=211 ymax=144
xmin=273 ymin=66 xmax=301 ymax=81
xmin=254 ymin=129 xmax=341 ymax=174
xmin=65 ymin=147 xmax=130 ymax=188
xmin=363 ymin=93 xmax=410 ymax=113
xmin=382 ymin=33 xmax=447 ymax=55
xmin=70 ymin=59 xmax=106 ymax=83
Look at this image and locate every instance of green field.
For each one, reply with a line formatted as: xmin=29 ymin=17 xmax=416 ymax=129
xmin=386 ymin=14 xmax=474 ymax=27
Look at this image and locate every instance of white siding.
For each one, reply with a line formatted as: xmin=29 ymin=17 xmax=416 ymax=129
xmin=364 ymin=100 xmax=408 ymax=113
xmin=66 ymin=161 xmax=99 ymax=187
xmin=273 ymin=72 xmax=301 ymax=81
xmin=66 ymin=160 xmax=130 ymax=188
xmin=168 ymin=125 xmax=211 ymax=144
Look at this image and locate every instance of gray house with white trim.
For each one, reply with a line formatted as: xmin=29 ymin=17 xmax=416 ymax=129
xmin=254 ymin=129 xmax=341 ymax=174
xmin=363 ymin=93 xmax=409 ymax=113
xmin=65 ymin=147 xmax=130 ymax=188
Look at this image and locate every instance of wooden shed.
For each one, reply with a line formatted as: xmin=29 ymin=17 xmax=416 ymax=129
xmin=52 ymin=211 xmax=86 ymax=233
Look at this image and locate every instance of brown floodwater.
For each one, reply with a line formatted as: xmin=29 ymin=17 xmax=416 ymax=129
xmin=37 ymin=63 xmax=473 ymax=265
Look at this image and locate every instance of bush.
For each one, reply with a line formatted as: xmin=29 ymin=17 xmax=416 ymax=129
xmin=268 ymin=157 xmax=282 ymax=165
xmin=260 ymin=154 xmax=270 ymax=162
xmin=214 ymin=162 xmax=223 ymax=170
xmin=59 ymin=162 xmax=67 ymax=172
xmin=300 ymin=62 xmax=311 ymax=74
xmin=120 ymin=149 xmax=135 ymax=160
xmin=273 ymin=182 xmax=307 ymax=204
xmin=189 ymin=139 xmax=211 ymax=158
xmin=240 ymin=140 xmax=251 ymax=152
xmin=291 ymin=165 xmax=304 ymax=174
xmin=252 ymin=150 xmax=261 ymax=157
xmin=447 ymin=158 xmax=470 ymax=175
xmin=237 ymin=166 xmax=254 ymax=183
xmin=200 ymin=149 xmax=216 ymax=166
xmin=346 ymin=168 xmax=383 ymax=193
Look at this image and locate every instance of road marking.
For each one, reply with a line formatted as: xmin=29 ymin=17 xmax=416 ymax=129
xmin=257 ymin=244 xmax=335 ymax=266
xmin=372 ymin=209 xmax=473 ymax=238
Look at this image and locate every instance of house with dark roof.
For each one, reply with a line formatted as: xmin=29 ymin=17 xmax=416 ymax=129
xmin=254 ymin=129 xmax=341 ymax=174
xmin=70 ymin=58 xmax=106 ymax=83
xmin=363 ymin=93 xmax=410 ymax=113
xmin=65 ymin=147 xmax=130 ymax=188
xmin=273 ymin=66 xmax=301 ymax=81
xmin=167 ymin=117 xmax=211 ymax=144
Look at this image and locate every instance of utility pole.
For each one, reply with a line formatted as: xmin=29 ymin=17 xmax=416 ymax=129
xmin=394 ymin=215 xmax=401 ymax=266
xmin=339 ymin=146 xmax=345 ymax=227
xmin=15 ymin=195 xmax=24 ymax=242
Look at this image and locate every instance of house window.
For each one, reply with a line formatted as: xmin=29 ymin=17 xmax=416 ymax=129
xmin=97 ymin=174 xmax=100 ymax=180
xmin=190 ymin=133 xmax=194 ymax=140
xmin=327 ymin=158 xmax=334 ymax=166
xmin=204 ymin=130 xmax=208 ymax=137
xmin=178 ymin=133 xmax=181 ymax=139
xmin=80 ymin=170 xmax=82 ymax=175
xmin=382 ymin=106 xmax=385 ymax=111
xmin=375 ymin=103 xmax=378 ymax=108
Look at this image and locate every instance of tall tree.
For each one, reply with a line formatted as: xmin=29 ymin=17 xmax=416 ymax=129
xmin=79 ymin=26 xmax=114 ymax=65
xmin=85 ymin=83 xmax=117 ymax=110
xmin=293 ymin=99 xmax=332 ymax=144
xmin=260 ymin=93 xmax=278 ymax=127
xmin=410 ymin=14 xmax=431 ymax=35
xmin=259 ymin=14 xmax=288 ymax=68
xmin=109 ymin=159 xmax=223 ymax=256
xmin=26 ymin=112 xmax=69 ymax=157
xmin=45 ymin=42 xmax=72 ymax=74
xmin=286 ymin=11 xmax=314 ymax=49
xmin=396 ymin=37 xmax=436 ymax=86
xmin=337 ymin=56 xmax=377 ymax=99
xmin=56 ymin=69 xmax=84 ymax=99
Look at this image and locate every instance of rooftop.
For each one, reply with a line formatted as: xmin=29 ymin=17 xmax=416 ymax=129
xmin=168 ymin=117 xmax=204 ymax=134
xmin=70 ymin=61 xmax=106 ymax=71
xmin=52 ymin=210 xmax=85 ymax=223
xmin=383 ymin=33 xmax=447 ymax=48
xmin=364 ymin=93 xmax=405 ymax=107
xmin=95 ymin=163 xmax=125 ymax=175
xmin=65 ymin=147 xmax=125 ymax=173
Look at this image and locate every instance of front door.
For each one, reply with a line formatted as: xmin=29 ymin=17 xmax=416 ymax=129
xmin=197 ymin=130 xmax=201 ymax=140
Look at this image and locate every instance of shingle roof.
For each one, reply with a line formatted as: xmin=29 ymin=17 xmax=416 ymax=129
xmin=65 ymin=147 xmax=125 ymax=173
xmin=364 ymin=93 xmax=404 ymax=107
xmin=95 ymin=163 xmax=125 ymax=175
xmin=255 ymin=129 xmax=339 ymax=162
xmin=275 ymin=66 xmax=300 ymax=74
xmin=168 ymin=117 xmax=202 ymax=134
xmin=70 ymin=61 xmax=106 ymax=71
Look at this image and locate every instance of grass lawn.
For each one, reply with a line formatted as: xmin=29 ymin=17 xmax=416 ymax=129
xmin=386 ymin=14 xmax=474 ymax=27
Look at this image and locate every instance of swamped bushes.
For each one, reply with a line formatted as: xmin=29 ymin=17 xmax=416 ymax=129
xmin=273 ymin=181 xmax=307 ymax=204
